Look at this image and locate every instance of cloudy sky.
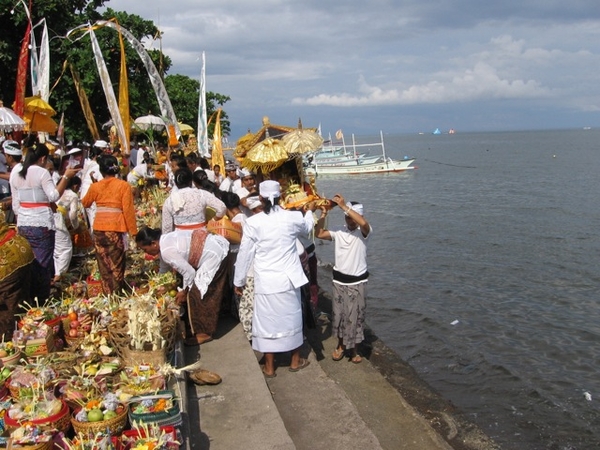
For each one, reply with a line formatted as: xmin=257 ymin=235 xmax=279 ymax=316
xmin=102 ymin=0 xmax=600 ymax=139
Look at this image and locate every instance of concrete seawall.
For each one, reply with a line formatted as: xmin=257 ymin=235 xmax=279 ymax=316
xmin=177 ymin=271 xmax=500 ymax=450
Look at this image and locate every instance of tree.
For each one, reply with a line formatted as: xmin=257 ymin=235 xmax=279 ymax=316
xmin=164 ymin=74 xmax=231 ymax=137
xmin=0 ymin=1 xmax=231 ymax=144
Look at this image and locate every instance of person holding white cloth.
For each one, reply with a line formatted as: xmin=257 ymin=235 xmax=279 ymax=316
xmin=234 ymin=180 xmax=315 ymax=378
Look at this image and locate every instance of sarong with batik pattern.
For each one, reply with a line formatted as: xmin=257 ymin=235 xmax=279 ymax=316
xmin=93 ymin=230 xmax=125 ymax=295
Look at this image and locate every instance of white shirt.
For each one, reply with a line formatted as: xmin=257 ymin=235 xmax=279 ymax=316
xmin=126 ymin=163 xmax=148 ymax=185
xmin=330 ymin=224 xmax=373 ymax=281
xmin=161 ymin=186 xmax=227 ymax=234
xmin=219 ymin=177 xmax=241 ymax=193
xmin=159 ymin=230 xmax=229 ymax=295
xmin=10 ymin=164 xmax=61 ymax=229
xmin=234 ymin=207 xmax=315 ymax=294
xmin=80 ymin=159 xmax=103 ymax=199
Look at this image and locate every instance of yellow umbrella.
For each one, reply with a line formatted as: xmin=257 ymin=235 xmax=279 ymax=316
xmin=23 ymin=95 xmax=57 ymax=117
xmin=281 ymin=126 xmax=324 ymax=155
xmin=23 ymin=111 xmax=58 ymax=133
xmin=178 ymin=122 xmax=194 ymax=136
xmin=242 ymin=137 xmax=289 ymax=173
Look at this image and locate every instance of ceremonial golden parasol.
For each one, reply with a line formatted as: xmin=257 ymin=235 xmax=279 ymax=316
xmin=281 ymin=119 xmax=324 ymax=155
xmin=23 ymin=95 xmax=57 ymax=116
xmin=23 ymin=111 xmax=58 ymax=133
xmin=242 ymin=137 xmax=289 ymax=173
xmin=234 ymin=129 xmax=256 ymax=158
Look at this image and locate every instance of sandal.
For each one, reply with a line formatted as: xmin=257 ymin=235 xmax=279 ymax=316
xmin=262 ymin=368 xmax=277 ymax=378
xmin=189 ymin=369 xmax=222 ymax=385
xmin=332 ymin=348 xmax=345 ymax=361
xmin=289 ymin=358 xmax=310 ymax=372
xmin=351 ymin=354 xmax=362 ymax=364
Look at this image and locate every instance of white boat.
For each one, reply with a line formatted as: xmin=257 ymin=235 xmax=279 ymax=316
xmin=305 ymin=156 xmax=415 ymax=176
xmin=304 ymin=131 xmax=416 ymax=176
xmin=313 ymin=154 xmax=383 ymax=167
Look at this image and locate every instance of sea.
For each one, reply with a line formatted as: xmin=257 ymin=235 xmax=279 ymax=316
xmin=311 ymin=129 xmax=600 ymax=450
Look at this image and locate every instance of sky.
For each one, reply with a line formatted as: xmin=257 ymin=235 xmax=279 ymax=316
xmin=101 ymin=0 xmax=600 ymax=139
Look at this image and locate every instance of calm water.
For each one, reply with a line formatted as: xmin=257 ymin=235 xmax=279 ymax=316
xmin=312 ymin=129 xmax=600 ymax=450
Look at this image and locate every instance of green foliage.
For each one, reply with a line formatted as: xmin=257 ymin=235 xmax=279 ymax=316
xmin=0 ymin=0 xmax=230 ymax=145
xmin=164 ymin=74 xmax=231 ymax=137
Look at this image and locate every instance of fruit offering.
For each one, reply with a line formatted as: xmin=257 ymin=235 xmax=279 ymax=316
xmin=74 ymin=393 xmax=122 ymax=422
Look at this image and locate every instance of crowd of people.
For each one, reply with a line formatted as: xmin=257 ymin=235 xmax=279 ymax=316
xmin=0 ymin=135 xmax=373 ymax=380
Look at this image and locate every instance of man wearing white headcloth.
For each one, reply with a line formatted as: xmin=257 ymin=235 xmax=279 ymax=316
xmin=314 ymin=193 xmax=372 ymax=364
xmin=234 ymin=180 xmax=315 ymax=377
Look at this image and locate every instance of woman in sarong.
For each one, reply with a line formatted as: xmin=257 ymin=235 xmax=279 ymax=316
xmin=9 ymin=141 xmax=79 ymax=300
xmin=233 ymin=180 xmax=315 ymax=377
xmin=81 ymin=155 xmax=137 ymax=295
xmin=0 ymin=213 xmax=34 ymax=340
xmin=136 ymin=226 xmax=230 ymax=346
xmin=161 ymin=167 xmax=226 ymax=234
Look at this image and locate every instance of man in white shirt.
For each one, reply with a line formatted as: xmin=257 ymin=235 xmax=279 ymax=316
xmin=314 ymin=194 xmax=372 ymax=365
xmin=219 ymin=163 xmax=241 ymax=193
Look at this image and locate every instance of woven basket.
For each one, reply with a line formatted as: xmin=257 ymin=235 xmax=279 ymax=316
xmin=71 ymin=404 xmax=128 ymax=435
xmin=1 ymin=439 xmax=53 ymax=450
xmin=108 ymin=308 xmax=179 ymax=361
xmin=0 ymin=351 xmax=21 ymax=367
xmin=7 ymin=382 xmax=48 ymax=401
xmin=43 ymin=351 xmax=80 ymax=377
xmin=4 ymin=399 xmax=70 ymax=433
xmin=122 ymin=348 xmax=166 ymax=368
xmin=128 ymin=391 xmax=181 ymax=427
xmin=63 ymin=334 xmax=84 ymax=350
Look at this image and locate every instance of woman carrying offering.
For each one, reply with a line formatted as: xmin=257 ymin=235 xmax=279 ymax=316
xmin=81 ymin=154 xmax=137 ymax=294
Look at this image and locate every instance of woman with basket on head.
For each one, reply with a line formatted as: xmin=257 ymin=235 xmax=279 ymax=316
xmin=9 ymin=140 xmax=79 ymax=300
xmin=81 ymin=154 xmax=137 ymax=295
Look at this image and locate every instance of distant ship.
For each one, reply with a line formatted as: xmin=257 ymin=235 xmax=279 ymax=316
xmin=448 ymin=128 xmax=456 ymax=134
xmin=432 ymin=128 xmax=441 ymax=135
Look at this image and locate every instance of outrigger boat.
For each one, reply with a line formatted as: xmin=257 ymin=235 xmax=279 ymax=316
xmin=304 ymin=130 xmax=416 ymax=176
xmin=305 ymin=156 xmax=415 ymax=176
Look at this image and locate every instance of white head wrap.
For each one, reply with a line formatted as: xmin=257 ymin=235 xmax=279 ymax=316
xmin=259 ymin=180 xmax=281 ymax=205
xmin=246 ymin=196 xmax=262 ymax=210
xmin=346 ymin=201 xmax=364 ymax=216
xmin=2 ymin=140 xmax=22 ymax=156
xmin=239 ymin=168 xmax=252 ymax=178
xmin=94 ymin=139 xmax=108 ymax=149
xmin=67 ymin=147 xmax=82 ymax=155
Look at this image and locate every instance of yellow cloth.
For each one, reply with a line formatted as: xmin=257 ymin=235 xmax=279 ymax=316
xmin=0 ymin=218 xmax=34 ymax=280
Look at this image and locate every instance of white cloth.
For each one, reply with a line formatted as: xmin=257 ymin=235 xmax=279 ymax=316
xmin=159 ymin=229 xmax=229 ymax=295
xmin=54 ymin=226 xmax=73 ymax=276
xmin=204 ymin=169 xmax=216 ymax=183
xmin=10 ymin=165 xmax=60 ymax=229
xmin=219 ymin=177 xmax=241 ymax=193
xmin=234 ymin=206 xmax=314 ymax=353
xmin=126 ymin=163 xmax=148 ymax=186
xmin=329 ymin=224 xmax=373 ymax=282
xmin=80 ymin=159 xmax=103 ymax=232
xmin=161 ymin=186 xmax=227 ymax=234
xmin=252 ymin=289 xmax=304 ymax=353
xmin=234 ymin=207 xmax=314 ymax=293
xmin=234 ymin=186 xmax=252 ymax=217
xmin=57 ymin=189 xmax=81 ymax=231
